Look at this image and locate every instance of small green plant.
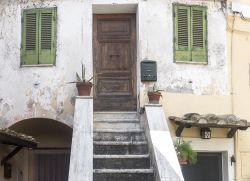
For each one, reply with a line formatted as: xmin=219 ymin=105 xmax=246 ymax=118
xmin=68 ymin=63 xmax=93 ymax=84
xmin=174 ymin=138 xmax=197 ymax=165
xmin=147 ymin=83 xmax=163 ymax=93
xmin=67 ymin=63 xmax=94 ymax=96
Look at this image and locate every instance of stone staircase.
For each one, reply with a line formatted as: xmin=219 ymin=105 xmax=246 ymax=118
xmin=93 ymin=112 xmax=156 ymax=181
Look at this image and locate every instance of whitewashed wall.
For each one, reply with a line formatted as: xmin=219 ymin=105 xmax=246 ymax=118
xmin=0 ymin=0 xmax=228 ymax=127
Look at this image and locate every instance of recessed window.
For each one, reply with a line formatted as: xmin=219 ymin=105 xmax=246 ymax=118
xmin=21 ymin=8 xmax=57 ymax=65
xmin=173 ymin=4 xmax=208 ymax=63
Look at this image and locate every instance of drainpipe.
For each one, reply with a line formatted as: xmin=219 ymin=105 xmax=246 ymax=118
xmin=230 ymin=13 xmax=237 ymax=181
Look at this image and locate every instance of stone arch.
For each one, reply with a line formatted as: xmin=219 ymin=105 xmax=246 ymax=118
xmin=9 ymin=118 xmax=72 ymax=148
xmin=7 ymin=118 xmax=72 ymax=181
xmin=7 ymin=116 xmax=73 ymax=130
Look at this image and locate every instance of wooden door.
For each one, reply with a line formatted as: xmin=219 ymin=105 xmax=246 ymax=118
xmin=93 ymin=14 xmax=137 ymax=111
xmin=28 ymin=149 xmax=70 ymax=181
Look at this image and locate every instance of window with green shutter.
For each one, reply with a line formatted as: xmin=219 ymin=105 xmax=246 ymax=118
xmin=174 ymin=4 xmax=207 ymax=63
xmin=21 ymin=8 xmax=56 ymax=65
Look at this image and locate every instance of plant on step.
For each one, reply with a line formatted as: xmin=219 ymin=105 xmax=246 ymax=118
xmin=68 ymin=63 xmax=93 ymax=96
xmin=147 ymin=84 xmax=163 ymax=104
xmin=174 ymin=138 xmax=197 ymax=165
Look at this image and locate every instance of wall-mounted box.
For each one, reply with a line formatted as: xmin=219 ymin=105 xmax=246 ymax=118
xmin=140 ymin=60 xmax=157 ymax=81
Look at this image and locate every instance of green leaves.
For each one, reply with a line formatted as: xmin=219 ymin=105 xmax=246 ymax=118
xmin=175 ymin=138 xmax=197 ymax=165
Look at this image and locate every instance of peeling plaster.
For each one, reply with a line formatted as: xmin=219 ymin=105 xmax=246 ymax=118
xmin=0 ymin=0 xmax=228 ymax=127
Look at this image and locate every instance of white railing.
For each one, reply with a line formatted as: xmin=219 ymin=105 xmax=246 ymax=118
xmin=68 ymin=96 xmax=93 ymax=181
xmin=142 ymin=104 xmax=184 ymax=181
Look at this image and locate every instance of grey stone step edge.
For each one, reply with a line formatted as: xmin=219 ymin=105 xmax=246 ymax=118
xmin=93 ymin=141 xmax=147 ymax=145
xmin=94 ymin=119 xmax=140 ymax=123
xmin=93 ymin=154 xmax=150 ymax=159
xmin=93 ymin=129 xmax=144 ymax=133
xmin=94 ymin=112 xmax=139 ymax=119
xmin=93 ymin=169 xmax=154 ymax=174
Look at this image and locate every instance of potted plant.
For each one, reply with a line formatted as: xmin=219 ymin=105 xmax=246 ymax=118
xmin=174 ymin=138 xmax=197 ymax=165
xmin=147 ymin=84 xmax=162 ymax=104
xmin=68 ymin=63 xmax=93 ymax=96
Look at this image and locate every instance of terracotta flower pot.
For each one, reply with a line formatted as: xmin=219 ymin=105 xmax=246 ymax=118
xmin=76 ymin=82 xmax=93 ymax=96
xmin=179 ymin=158 xmax=188 ymax=165
xmin=148 ymin=92 xmax=162 ymax=104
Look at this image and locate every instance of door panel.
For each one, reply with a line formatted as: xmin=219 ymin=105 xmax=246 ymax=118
xmin=28 ymin=149 xmax=70 ymax=181
xmin=93 ymin=14 xmax=137 ymax=111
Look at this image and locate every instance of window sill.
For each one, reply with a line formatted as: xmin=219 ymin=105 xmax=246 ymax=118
xmin=174 ymin=61 xmax=208 ymax=65
xmin=20 ymin=64 xmax=55 ymax=68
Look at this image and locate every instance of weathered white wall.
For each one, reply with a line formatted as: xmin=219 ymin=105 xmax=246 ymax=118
xmin=0 ymin=0 xmax=228 ymax=126
xmin=0 ymin=0 xmax=230 ymax=180
xmin=137 ymin=0 xmax=228 ymax=96
xmin=0 ymin=0 xmax=92 ymax=128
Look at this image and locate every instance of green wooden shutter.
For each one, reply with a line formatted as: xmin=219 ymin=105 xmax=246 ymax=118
xmin=38 ymin=8 xmax=56 ymax=64
xmin=21 ymin=9 xmax=39 ymax=65
xmin=174 ymin=5 xmax=191 ymax=62
xmin=191 ymin=6 xmax=207 ymax=62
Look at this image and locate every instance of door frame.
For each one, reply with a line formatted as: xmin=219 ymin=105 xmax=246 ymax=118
xmin=183 ymin=138 xmax=234 ymax=181
xmin=181 ymin=152 xmax=223 ymax=181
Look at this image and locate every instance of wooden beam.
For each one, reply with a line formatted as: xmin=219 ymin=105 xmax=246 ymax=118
xmin=228 ymin=128 xmax=238 ymax=138
xmin=176 ymin=125 xmax=185 ymax=137
xmin=0 ymin=133 xmax=37 ymax=148
xmin=1 ymin=147 xmax=22 ymax=166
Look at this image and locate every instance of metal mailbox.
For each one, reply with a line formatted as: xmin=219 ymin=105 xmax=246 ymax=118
xmin=140 ymin=60 xmax=157 ymax=81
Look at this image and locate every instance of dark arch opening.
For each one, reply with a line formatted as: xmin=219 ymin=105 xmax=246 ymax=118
xmin=9 ymin=118 xmax=72 ymax=181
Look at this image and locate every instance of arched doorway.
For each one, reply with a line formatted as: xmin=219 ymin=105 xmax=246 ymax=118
xmin=9 ymin=118 xmax=72 ymax=181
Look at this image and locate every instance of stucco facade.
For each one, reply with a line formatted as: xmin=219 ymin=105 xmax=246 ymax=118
xmin=0 ymin=0 xmax=228 ymax=127
xmin=0 ymin=0 xmax=243 ymax=181
xmin=227 ymin=1 xmax=250 ymax=180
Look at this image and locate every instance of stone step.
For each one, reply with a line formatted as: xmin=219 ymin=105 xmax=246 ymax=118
xmin=94 ymin=154 xmax=150 ymax=169
xmin=94 ymin=120 xmax=141 ymax=130
xmin=93 ymin=169 xmax=154 ymax=181
xmin=94 ymin=112 xmax=138 ymax=120
xmin=94 ymin=118 xmax=139 ymax=122
xmin=94 ymin=130 xmax=146 ymax=142
xmin=94 ymin=141 xmax=148 ymax=155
